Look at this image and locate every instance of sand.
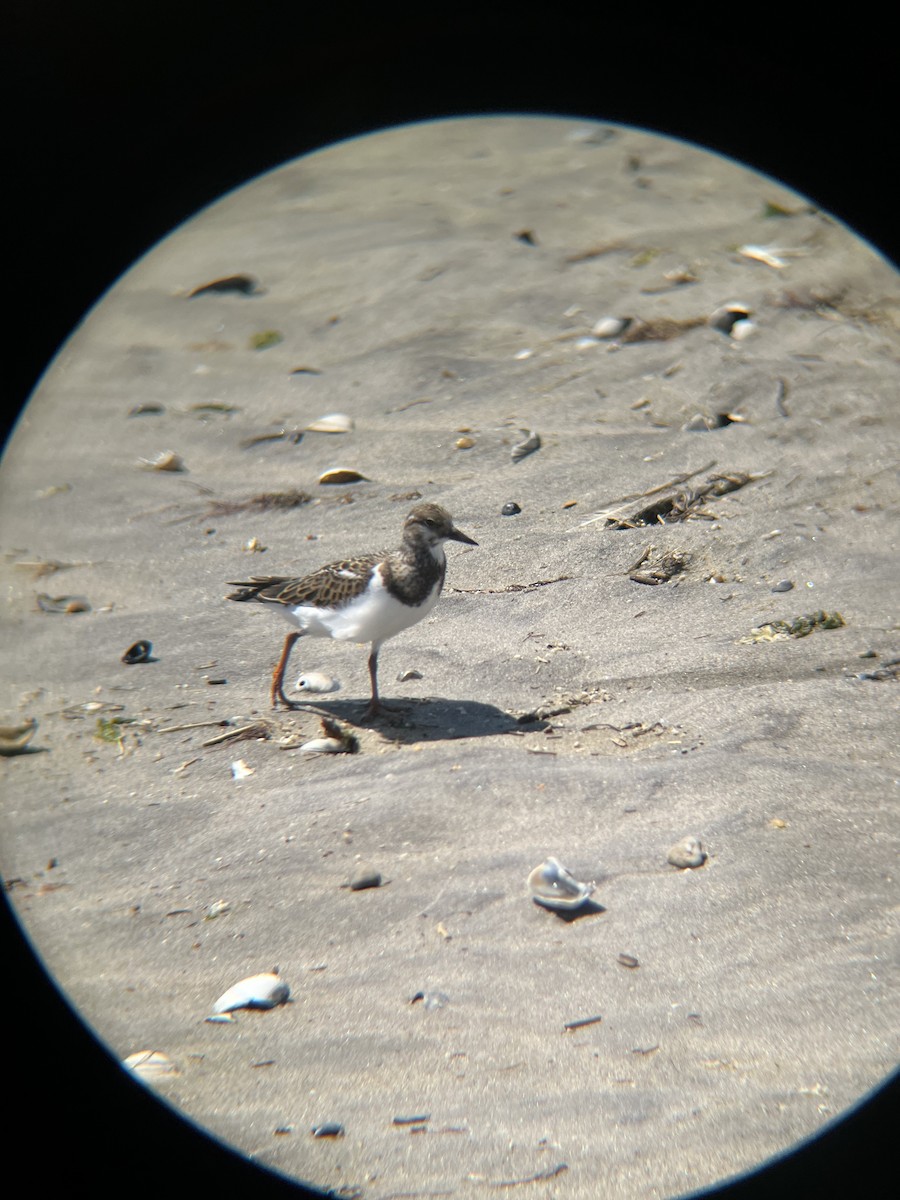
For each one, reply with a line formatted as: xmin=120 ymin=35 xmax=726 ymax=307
xmin=1 ymin=116 xmax=898 ymax=1199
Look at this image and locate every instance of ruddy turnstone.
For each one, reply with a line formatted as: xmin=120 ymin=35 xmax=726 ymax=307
xmin=227 ymin=503 xmax=477 ymax=718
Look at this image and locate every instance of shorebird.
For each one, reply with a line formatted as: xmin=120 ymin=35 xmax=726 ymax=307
xmin=227 ymin=502 xmax=477 ymax=718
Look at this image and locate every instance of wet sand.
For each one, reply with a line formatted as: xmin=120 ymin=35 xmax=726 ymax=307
xmin=2 ymin=117 xmax=898 ymax=1199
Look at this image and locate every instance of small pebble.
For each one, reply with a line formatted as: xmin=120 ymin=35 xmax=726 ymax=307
xmin=501 ymin=501 xmax=522 ymax=516
xmin=771 ymin=579 xmax=794 ymax=593
xmin=667 ymin=836 xmax=707 ymax=869
xmin=348 ymin=864 xmax=382 ymax=891
xmin=617 ymin=953 xmax=640 ymax=969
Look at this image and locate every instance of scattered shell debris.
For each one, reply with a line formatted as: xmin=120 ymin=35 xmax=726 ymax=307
xmin=0 ymin=717 xmax=38 ymax=756
xmin=740 ymin=610 xmax=845 ymax=644
xmin=230 ymin=759 xmax=254 ymax=780
xmin=528 ymin=857 xmax=595 ymax=912
xmin=242 ymin=537 xmax=266 ymax=553
xmin=121 ymin=639 xmax=153 ymax=664
xmin=306 ymin=412 xmax=354 ymax=434
xmin=591 ymin=469 xmax=765 ymax=529
xmin=208 ymin=971 xmax=290 ymax=1019
xmin=628 ymin=547 xmax=689 ymax=585
xmin=511 ymin=430 xmax=541 ymax=463
xmin=36 ymin=594 xmax=91 ymax=614
xmin=204 ymin=900 xmax=231 ymax=919
xmin=123 ymin=1050 xmax=180 ymax=1081
xmin=667 ymin=836 xmax=707 ymax=869
xmin=318 ymin=467 xmax=369 ymax=485
xmin=187 ymin=273 xmax=258 ymax=297
xmin=138 ymin=450 xmax=185 ymax=472
xmin=295 ymin=672 xmax=341 ymax=694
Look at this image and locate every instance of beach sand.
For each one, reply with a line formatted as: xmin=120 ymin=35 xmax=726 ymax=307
xmin=2 ymin=116 xmax=898 ymax=1199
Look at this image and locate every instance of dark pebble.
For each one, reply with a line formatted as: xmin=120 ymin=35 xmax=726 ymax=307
xmin=771 ymin=580 xmax=794 ymax=593
xmin=501 ymin=502 xmax=522 ymax=516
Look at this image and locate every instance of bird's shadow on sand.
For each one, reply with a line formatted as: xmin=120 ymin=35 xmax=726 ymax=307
xmin=295 ymin=696 xmax=547 ymax=743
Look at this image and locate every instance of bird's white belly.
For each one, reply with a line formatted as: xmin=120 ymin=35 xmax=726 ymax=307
xmin=283 ymin=573 xmax=441 ymax=645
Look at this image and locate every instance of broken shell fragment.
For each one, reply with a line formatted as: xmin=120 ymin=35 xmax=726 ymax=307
xmin=0 ymin=717 xmax=38 ymax=756
xmin=123 ymin=1050 xmax=180 ymax=1081
xmin=231 ymin=759 xmax=254 ymax=779
xmin=210 ymin=971 xmax=290 ymax=1015
xmin=667 ymin=836 xmax=707 ymax=869
xmin=138 ymin=449 xmax=186 ymax=472
xmin=528 ymin=857 xmax=595 ymax=911
xmin=306 ymin=412 xmax=354 ymax=434
xmin=511 ymin=430 xmax=541 ymax=463
xmin=37 ymin=594 xmax=91 ymax=614
xmin=121 ymin=639 xmax=153 ymax=664
xmin=299 ymin=737 xmax=346 ymax=754
xmin=318 ymin=467 xmax=369 ymax=485
xmin=708 ymin=302 xmax=752 ymax=336
xmin=187 ymin=273 xmax=258 ymax=297
xmin=295 ymin=672 xmax=341 ymax=694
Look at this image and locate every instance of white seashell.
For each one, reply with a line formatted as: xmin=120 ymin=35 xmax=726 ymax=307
xmin=138 ymin=449 xmax=186 ymax=472
xmin=511 ymin=430 xmax=541 ymax=463
xmin=591 ymin=316 xmax=632 ymax=339
xmin=306 ymin=412 xmax=354 ymax=434
xmin=528 ymin=857 xmax=595 ymax=911
xmin=295 ymin=672 xmax=341 ymax=694
xmin=729 ymin=318 xmax=757 ymax=340
xmin=299 ymin=737 xmax=346 ymax=754
xmin=574 ymin=336 xmax=600 ymax=350
xmin=514 ymin=348 xmax=534 ymax=360
xmin=708 ymin=302 xmax=752 ymax=335
xmin=667 ymin=836 xmax=707 ymax=869
xmin=738 ymin=243 xmax=807 ymax=270
xmin=211 ymin=971 xmax=290 ymax=1015
xmin=318 ymin=467 xmax=369 ymax=485
xmin=123 ymin=1050 xmax=180 ymax=1081
xmin=231 ymin=759 xmax=253 ymax=780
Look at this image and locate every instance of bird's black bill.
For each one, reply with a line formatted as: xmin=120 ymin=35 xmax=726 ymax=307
xmin=450 ymin=527 xmax=478 ymax=547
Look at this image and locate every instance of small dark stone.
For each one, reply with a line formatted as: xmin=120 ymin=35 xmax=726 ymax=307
xmin=771 ymin=579 xmax=794 ymax=593
xmin=501 ymin=502 xmax=522 ymax=516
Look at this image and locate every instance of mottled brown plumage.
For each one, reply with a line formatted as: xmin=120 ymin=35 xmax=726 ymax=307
xmin=227 ymin=503 xmax=477 ymax=717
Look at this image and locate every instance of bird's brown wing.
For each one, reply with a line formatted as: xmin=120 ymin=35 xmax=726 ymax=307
xmin=227 ymin=554 xmax=381 ymax=609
